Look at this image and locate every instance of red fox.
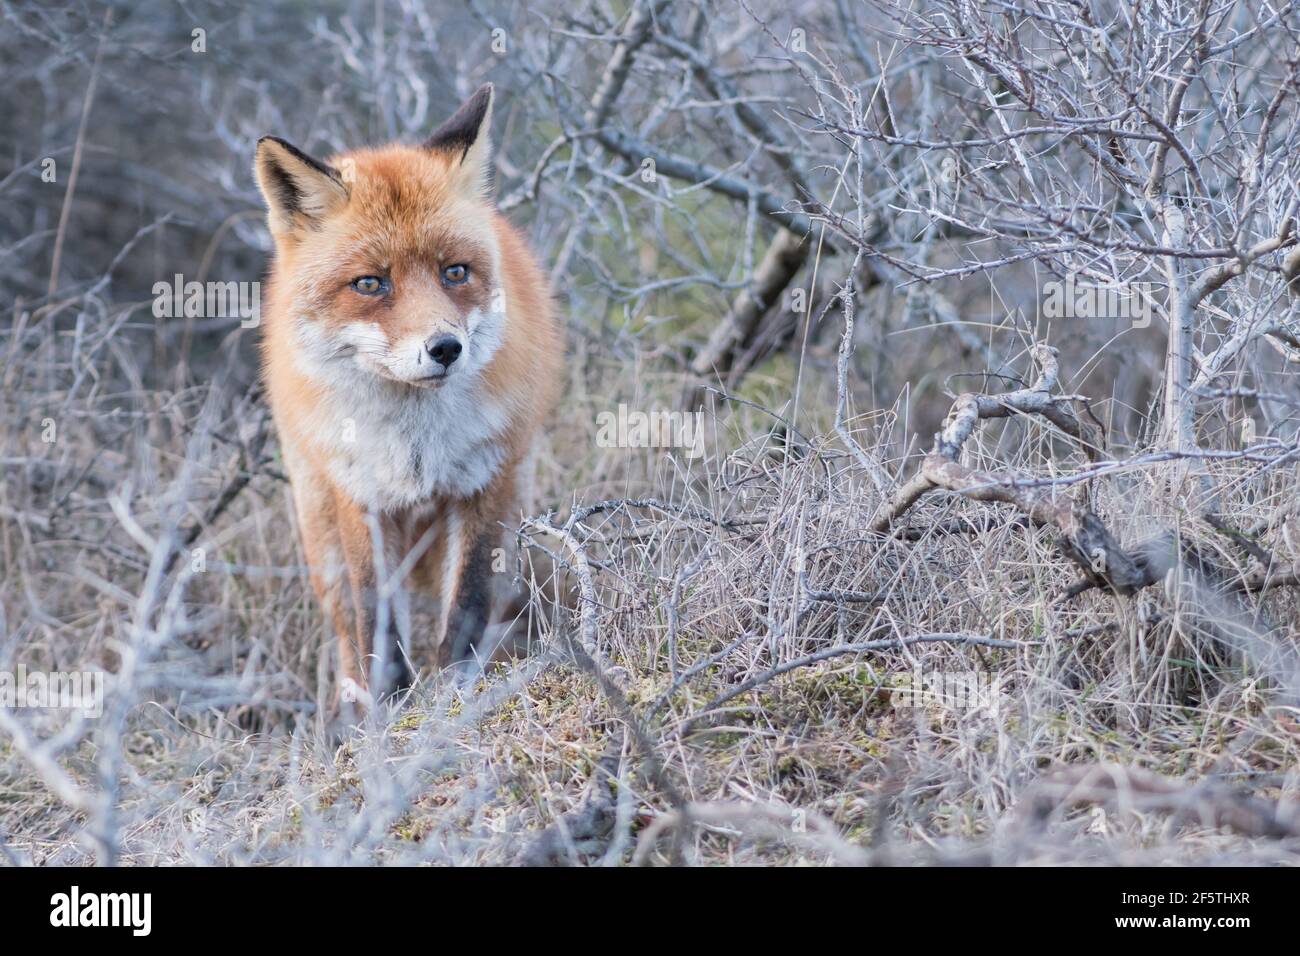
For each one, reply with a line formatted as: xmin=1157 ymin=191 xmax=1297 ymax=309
xmin=253 ymin=84 xmax=562 ymax=714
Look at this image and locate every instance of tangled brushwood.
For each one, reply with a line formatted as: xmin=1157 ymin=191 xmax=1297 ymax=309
xmin=5 ymin=0 xmax=1300 ymax=864
xmin=6 ymin=331 xmax=1300 ymax=864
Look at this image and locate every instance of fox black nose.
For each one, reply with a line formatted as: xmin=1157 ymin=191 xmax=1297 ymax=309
xmin=425 ymin=335 xmax=462 ymax=367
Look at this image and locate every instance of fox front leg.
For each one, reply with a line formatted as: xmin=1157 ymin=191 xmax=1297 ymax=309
xmin=335 ymin=501 xmax=413 ymax=705
xmin=438 ymin=526 xmax=496 ymax=671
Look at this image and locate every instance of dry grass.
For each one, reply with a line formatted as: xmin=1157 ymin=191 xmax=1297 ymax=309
xmin=4 ymin=320 xmax=1300 ymax=867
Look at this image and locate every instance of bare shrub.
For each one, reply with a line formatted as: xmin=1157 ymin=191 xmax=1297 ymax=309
xmin=3 ymin=0 xmax=1300 ymax=866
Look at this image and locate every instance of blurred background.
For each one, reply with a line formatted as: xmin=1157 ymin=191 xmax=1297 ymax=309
xmin=3 ymin=0 xmax=1185 ymax=434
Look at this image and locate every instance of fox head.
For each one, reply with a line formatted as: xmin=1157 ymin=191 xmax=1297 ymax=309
xmin=255 ymin=84 xmax=505 ymax=389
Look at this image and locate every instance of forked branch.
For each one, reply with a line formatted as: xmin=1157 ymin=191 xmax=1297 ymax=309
xmin=871 ymin=346 xmax=1157 ymax=595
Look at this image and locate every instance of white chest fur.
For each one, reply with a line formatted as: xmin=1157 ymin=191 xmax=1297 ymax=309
xmin=310 ymin=374 xmax=509 ymax=510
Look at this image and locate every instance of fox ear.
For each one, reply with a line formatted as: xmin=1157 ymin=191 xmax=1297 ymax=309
xmin=254 ymin=137 xmax=349 ymax=235
xmin=425 ymin=83 xmax=493 ymax=196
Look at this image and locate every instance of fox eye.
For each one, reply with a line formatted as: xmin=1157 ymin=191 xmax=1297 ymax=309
xmin=441 ymin=264 xmax=470 ymax=286
xmin=351 ymin=276 xmax=388 ymax=296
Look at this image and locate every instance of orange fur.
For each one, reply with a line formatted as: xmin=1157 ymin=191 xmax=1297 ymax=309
xmin=253 ymin=86 xmax=562 ymax=710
